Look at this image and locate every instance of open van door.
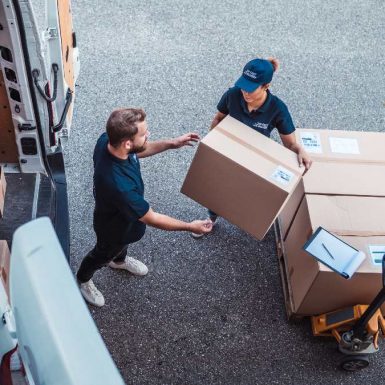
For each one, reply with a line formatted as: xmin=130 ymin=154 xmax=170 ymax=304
xmin=0 ymin=0 xmax=79 ymax=258
xmin=0 ymin=218 xmax=125 ymax=385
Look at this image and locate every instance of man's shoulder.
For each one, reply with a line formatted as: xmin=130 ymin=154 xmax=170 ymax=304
xmin=95 ymin=132 xmax=108 ymax=150
xmin=96 ymin=161 xmax=136 ymax=188
xmin=93 ymin=132 xmax=108 ymax=162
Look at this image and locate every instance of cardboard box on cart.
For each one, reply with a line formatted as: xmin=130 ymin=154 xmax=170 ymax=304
xmin=283 ymin=194 xmax=385 ymax=316
xmin=181 ymin=115 xmax=304 ymax=240
xmin=278 ymin=129 xmax=385 ymax=240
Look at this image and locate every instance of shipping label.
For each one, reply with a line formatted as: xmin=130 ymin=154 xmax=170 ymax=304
xmin=300 ymin=132 xmax=322 ymax=154
xmin=329 ymin=137 xmax=360 ymax=154
xmin=271 ymin=166 xmax=294 ymax=186
xmin=368 ymin=245 xmax=385 ymax=265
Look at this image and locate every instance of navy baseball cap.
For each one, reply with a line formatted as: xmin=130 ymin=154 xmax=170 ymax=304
xmin=234 ymin=59 xmax=274 ymax=93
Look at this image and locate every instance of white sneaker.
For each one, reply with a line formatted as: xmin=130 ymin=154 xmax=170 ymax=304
xmin=79 ymin=279 xmax=105 ymax=307
xmin=191 ymin=231 xmax=205 ymax=239
xmin=191 ymin=216 xmax=217 ymax=239
xmin=109 ymin=257 xmax=148 ymax=276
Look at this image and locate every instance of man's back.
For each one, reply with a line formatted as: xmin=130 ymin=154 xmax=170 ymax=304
xmin=92 ymin=133 xmax=149 ymax=244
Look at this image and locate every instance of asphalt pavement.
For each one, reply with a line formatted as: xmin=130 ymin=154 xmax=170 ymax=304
xmin=67 ymin=1 xmax=385 ymax=384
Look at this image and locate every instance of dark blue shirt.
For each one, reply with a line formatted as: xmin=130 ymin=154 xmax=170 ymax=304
xmin=92 ymin=133 xmax=149 ymax=244
xmin=217 ymin=87 xmax=295 ymax=137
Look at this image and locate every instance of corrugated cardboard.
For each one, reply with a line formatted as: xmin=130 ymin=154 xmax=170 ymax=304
xmin=296 ymin=128 xmax=385 ymax=163
xmin=181 ymin=115 xmax=304 ymax=240
xmin=0 ymin=240 xmax=10 ymax=298
xmin=0 ymin=167 xmax=6 ymax=217
xmin=278 ymin=129 xmax=385 ymax=241
xmin=284 ymin=194 xmax=385 ymax=316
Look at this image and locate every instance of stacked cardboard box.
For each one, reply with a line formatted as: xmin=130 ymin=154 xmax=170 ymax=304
xmin=279 ymin=129 xmax=385 ymax=316
xmin=181 ymin=115 xmax=304 ymax=240
xmin=182 ymin=119 xmax=385 ymax=316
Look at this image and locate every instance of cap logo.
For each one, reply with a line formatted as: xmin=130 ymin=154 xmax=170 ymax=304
xmin=244 ymin=69 xmax=257 ymax=79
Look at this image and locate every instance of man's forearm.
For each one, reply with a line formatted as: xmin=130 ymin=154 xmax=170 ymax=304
xmin=137 ymin=140 xmax=174 ymax=158
xmin=141 ymin=211 xmax=192 ymax=231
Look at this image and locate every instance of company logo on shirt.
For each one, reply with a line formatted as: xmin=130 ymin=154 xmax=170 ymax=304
xmin=244 ymin=69 xmax=257 ymax=79
xmin=253 ymin=122 xmax=268 ymax=130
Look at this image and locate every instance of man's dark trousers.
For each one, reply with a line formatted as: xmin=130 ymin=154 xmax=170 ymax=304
xmin=77 ymin=222 xmax=145 ymax=283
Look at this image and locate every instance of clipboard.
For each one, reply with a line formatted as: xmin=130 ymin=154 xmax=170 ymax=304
xmin=303 ymin=227 xmax=365 ymax=279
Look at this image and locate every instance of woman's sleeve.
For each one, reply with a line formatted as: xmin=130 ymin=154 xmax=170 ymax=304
xmin=275 ymin=102 xmax=295 ymax=135
xmin=216 ymin=89 xmax=230 ymax=114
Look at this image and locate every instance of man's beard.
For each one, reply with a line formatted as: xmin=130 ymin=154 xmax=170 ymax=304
xmin=129 ymin=141 xmax=147 ymax=154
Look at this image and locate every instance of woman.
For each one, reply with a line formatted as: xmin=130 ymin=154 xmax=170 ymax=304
xmin=192 ymin=57 xmax=312 ymax=238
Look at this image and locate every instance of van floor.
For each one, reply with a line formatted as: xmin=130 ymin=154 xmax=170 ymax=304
xmin=0 ymin=173 xmax=53 ymax=247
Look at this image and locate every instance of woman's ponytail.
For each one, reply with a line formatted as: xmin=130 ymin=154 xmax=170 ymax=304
xmin=267 ymin=57 xmax=279 ymax=72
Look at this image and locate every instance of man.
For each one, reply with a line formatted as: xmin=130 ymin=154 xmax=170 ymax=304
xmin=77 ymin=108 xmax=212 ymax=306
xmin=192 ymin=57 xmax=312 ymax=238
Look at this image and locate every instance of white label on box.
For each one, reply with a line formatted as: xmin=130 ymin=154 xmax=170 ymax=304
xmin=271 ymin=166 xmax=294 ymax=185
xmin=300 ymin=132 xmax=323 ymax=153
xmin=329 ymin=137 xmax=360 ymax=154
xmin=368 ymin=245 xmax=385 ymax=265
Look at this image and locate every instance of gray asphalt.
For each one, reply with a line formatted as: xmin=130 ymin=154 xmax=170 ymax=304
xmin=67 ymin=1 xmax=385 ymax=384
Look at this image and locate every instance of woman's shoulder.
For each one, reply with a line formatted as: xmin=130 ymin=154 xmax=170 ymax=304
xmin=221 ymin=86 xmax=242 ymax=101
xmin=226 ymin=86 xmax=242 ymax=95
xmin=269 ymin=91 xmax=290 ymax=112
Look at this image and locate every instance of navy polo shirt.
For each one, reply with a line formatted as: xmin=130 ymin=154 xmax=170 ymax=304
xmin=92 ymin=133 xmax=150 ymax=244
xmin=217 ymin=87 xmax=295 ymax=137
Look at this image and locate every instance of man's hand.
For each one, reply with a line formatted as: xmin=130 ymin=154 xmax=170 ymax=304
xmin=189 ymin=219 xmax=213 ymax=235
xmin=171 ymin=133 xmax=200 ymax=149
xmin=297 ymin=150 xmax=312 ymax=171
xmin=140 ymin=208 xmax=213 ymax=233
xmin=138 ymin=133 xmax=200 ymax=158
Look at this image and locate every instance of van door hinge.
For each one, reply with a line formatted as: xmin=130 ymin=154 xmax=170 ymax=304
xmin=44 ymin=27 xmax=58 ymax=40
xmin=18 ymin=123 xmax=36 ymax=131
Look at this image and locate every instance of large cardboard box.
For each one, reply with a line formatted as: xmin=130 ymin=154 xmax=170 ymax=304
xmin=278 ymin=129 xmax=385 ymax=240
xmin=181 ymin=115 xmax=304 ymax=240
xmin=0 ymin=240 xmax=10 ymax=298
xmin=284 ymin=194 xmax=385 ymax=316
xmin=0 ymin=166 xmax=6 ymax=217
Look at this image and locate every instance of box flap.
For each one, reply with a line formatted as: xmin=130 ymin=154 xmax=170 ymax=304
xmin=205 ymin=115 xmax=303 ymax=175
xmin=303 ymin=161 xmax=385 ymax=196
xmin=201 ymin=117 xmax=303 ymax=192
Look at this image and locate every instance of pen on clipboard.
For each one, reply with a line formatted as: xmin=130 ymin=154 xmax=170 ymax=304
xmin=322 ymin=243 xmax=335 ymax=259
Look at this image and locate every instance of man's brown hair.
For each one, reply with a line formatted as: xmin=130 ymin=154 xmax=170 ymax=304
xmin=106 ymin=108 xmax=146 ymax=148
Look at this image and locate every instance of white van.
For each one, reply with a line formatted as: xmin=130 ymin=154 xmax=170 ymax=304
xmin=0 ymin=1 xmax=125 ymax=383
xmin=0 ymin=0 xmax=79 ymax=258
